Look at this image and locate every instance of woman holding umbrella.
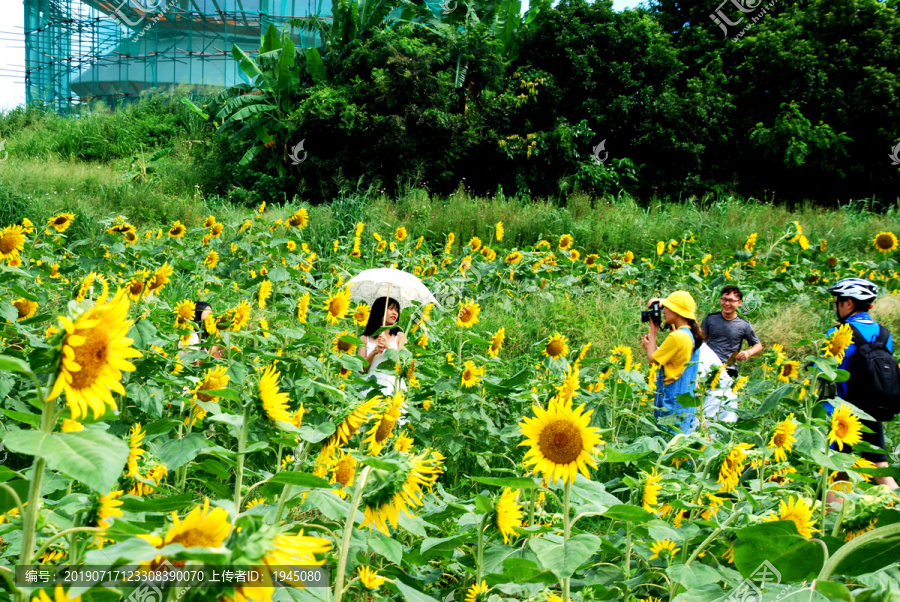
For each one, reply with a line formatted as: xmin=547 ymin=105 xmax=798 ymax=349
xmin=358 ymin=296 xmax=407 ymax=396
xmin=348 ymin=268 xmax=438 ymax=426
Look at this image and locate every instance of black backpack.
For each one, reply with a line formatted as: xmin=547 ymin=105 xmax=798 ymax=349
xmin=845 ymin=324 xmax=900 ymax=422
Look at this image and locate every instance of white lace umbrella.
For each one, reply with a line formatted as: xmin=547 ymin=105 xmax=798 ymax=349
xmin=347 ymin=268 xmax=438 ymax=313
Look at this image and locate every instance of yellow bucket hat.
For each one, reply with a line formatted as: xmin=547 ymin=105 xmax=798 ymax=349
xmin=660 ymin=290 xmax=697 ymax=321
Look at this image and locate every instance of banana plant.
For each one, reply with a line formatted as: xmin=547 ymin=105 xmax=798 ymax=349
xmin=183 ymin=25 xmax=303 ymax=169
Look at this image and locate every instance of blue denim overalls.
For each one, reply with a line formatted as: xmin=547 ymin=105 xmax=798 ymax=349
xmin=653 ymin=326 xmax=701 ymax=435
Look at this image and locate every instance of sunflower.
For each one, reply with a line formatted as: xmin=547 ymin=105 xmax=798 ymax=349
xmin=258 ymin=280 xmax=273 ymax=309
xmin=61 ymin=418 xmax=83 ymax=432
xmin=874 ymin=231 xmax=898 ymax=254
xmin=187 ymin=366 xmax=230 ymax=425
xmin=394 ymin=431 xmax=414 ymax=452
xmin=763 ymin=496 xmax=817 ymax=538
xmin=642 ymin=469 xmax=663 ymax=512
xmin=146 ymin=262 xmax=173 ymax=295
xmin=202 ymin=215 xmax=217 ymax=228
xmin=12 ymin=298 xmax=38 ymax=321
xmin=543 ymin=333 xmax=569 ymax=359
xmin=364 ymin=392 xmax=404 ymax=455
xmin=331 ymin=330 xmax=357 ymax=356
xmin=324 ymin=288 xmax=351 ymax=324
xmin=468 ymin=236 xmax=482 ymax=252
xmin=828 ymin=403 xmax=863 ymax=451
xmin=717 ymin=443 xmax=754 ymax=493
xmin=297 ymin=293 xmax=311 ymax=324
xmin=204 ymin=251 xmax=219 ymax=269
xmin=46 ymin=290 xmax=142 ymax=421
xmin=798 ymin=235 xmax=810 ymax=250
xmin=123 ymin=230 xmax=138 ymax=245
xmin=107 ymin=223 xmax=136 ymax=236
xmin=358 ymin=566 xmax=385 ymax=590
xmin=231 ymin=300 xmax=251 ymax=331
xmin=126 ymin=423 xmax=146 ymax=478
xmin=461 ymin=360 xmax=485 ymax=388
xmin=456 ymin=299 xmax=481 ymax=328
xmin=609 ymin=345 xmax=633 ymax=371
xmin=286 ymin=208 xmax=309 ymax=229
xmin=350 ymin=303 xmax=370 ymax=327
xmin=174 ymin=299 xmax=196 ymax=329
xmin=763 ymin=413 xmax=797 ymax=463
xmin=519 ymin=397 xmax=603 ymax=484
xmin=168 ymin=221 xmax=186 ymax=238
xmin=488 ymin=327 xmax=505 ymax=358
xmin=495 ymin=488 xmax=523 ymax=544
xmin=656 ymin=241 xmax=665 ymax=256
xmin=48 ymin=213 xmax=75 ymax=233
xmin=648 ymin=538 xmax=680 ymax=561
xmin=329 ymin=449 xmax=357 ymax=498
xmin=444 ymin=232 xmax=455 ymax=255
xmin=0 ymin=224 xmax=26 ymax=261
xmin=558 ymin=234 xmax=574 ymax=250
xmin=92 ymin=489 xmax=124 ymax=547
xmin=359 ymin=448 xmax=444 ymax=534
xmin=138 ymin=498 xmax=231 ymax=550
xmin=822 ymin=323 xmax=853 ymax=363
xmin=321 ymin=397 xmax=384 ymax=459
xmin=464 ymin=581 xmax=490 ymax=602
xmin=788 ymin=221 xmax=803 ymax=243
xmin=777 ymin=360 xmax=800 ymax=382
xmin=259 ymin=364 xmax=292 ymax=424
xmin=744 ymin=233 xmax=758 ymax=252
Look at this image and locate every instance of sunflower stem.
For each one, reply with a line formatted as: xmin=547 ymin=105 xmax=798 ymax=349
xmin=820 ymin=436 xmax=830 ymax=531
xmin=831 ymin=494 xmax=848 ymax=538
xmin=624 ymin=521 xmax=633 ymax=576
xmin=178 ymin=418 xmax=194 ymax=492
xmin=233 ymin=402 xmax=253 ymax=510
xmin=272 ymin=444 xmax=307 ymax=525
xmin=18 ymin=383 xmax=55 ymax=597
xmin=562 ymin=479 xmax=571 ymax=602
xmin=527 ymin=487 xmax=536 ymax=531
xmin=333 ymin=465 xmax=371 ymax=602
xmin=475 ymin=513 xmax=488 ymax=584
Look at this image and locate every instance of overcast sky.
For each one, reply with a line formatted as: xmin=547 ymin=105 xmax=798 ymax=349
xmin=0 ymin=0 xmax=646 ymax=112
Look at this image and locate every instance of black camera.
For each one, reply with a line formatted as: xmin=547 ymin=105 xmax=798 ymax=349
xmin=641 ymin=301 xmax=663 ymax=325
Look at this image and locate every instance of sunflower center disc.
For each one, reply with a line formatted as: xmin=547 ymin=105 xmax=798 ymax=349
xmin=539 ymin=419 xmax=583 ymax=465
xmin=0 ymin=234 xmax=17 ymax=255
xmin=375 ymin=417 xmax=396 ymax=443
xmin=546 ymin=342 xmax=564 ymax=357
xmin=69 ymin=323 xmax=112 ymax=389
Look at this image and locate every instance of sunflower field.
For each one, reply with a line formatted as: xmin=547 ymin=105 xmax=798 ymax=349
xmin=1 ymin=207 xmax=900 ymax=602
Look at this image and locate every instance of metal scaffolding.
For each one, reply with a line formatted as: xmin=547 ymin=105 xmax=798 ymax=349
xmin=24 ymin=0 xmax=337 ymax=113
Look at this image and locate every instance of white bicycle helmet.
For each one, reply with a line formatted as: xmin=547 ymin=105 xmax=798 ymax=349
xmin=826 ymin=277 xmax=878 ymax=302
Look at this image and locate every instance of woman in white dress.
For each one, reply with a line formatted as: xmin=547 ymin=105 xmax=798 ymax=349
xmin=358 ymin=296 xmax=407 ymax=394
xmin=177 ymin=301 xmax=224 ymax=365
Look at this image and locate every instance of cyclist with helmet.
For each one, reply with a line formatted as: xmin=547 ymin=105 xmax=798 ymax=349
xmin=823 ymin=277 xmax=898 ymax=494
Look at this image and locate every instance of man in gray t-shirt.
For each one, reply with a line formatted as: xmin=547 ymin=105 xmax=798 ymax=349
xmin=701 ymin=285 xmax=763 ymax=376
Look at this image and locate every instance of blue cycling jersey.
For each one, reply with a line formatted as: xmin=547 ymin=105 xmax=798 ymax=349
xmin=821 ymin=312 xmax=894 ymax=413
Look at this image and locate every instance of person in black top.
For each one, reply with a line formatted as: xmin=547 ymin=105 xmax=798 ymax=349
xmin=700 ymin=285 xmax=763 ymax=378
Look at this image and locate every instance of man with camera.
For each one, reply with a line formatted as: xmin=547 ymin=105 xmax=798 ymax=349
xmin=700 ymin=285 xmax=762 ymax=378
xmin=641 ymin=291 xmax=704 ymax=435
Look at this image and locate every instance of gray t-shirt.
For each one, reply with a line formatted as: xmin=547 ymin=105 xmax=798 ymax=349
xmin=700 ymin=312 xmax=760 ymax=363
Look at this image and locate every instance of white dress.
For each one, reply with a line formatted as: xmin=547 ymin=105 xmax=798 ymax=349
xmin=697 ymin=343 xmax=738 ymax=423
xmin=363 ymin=335 xmax=408 ymax=425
